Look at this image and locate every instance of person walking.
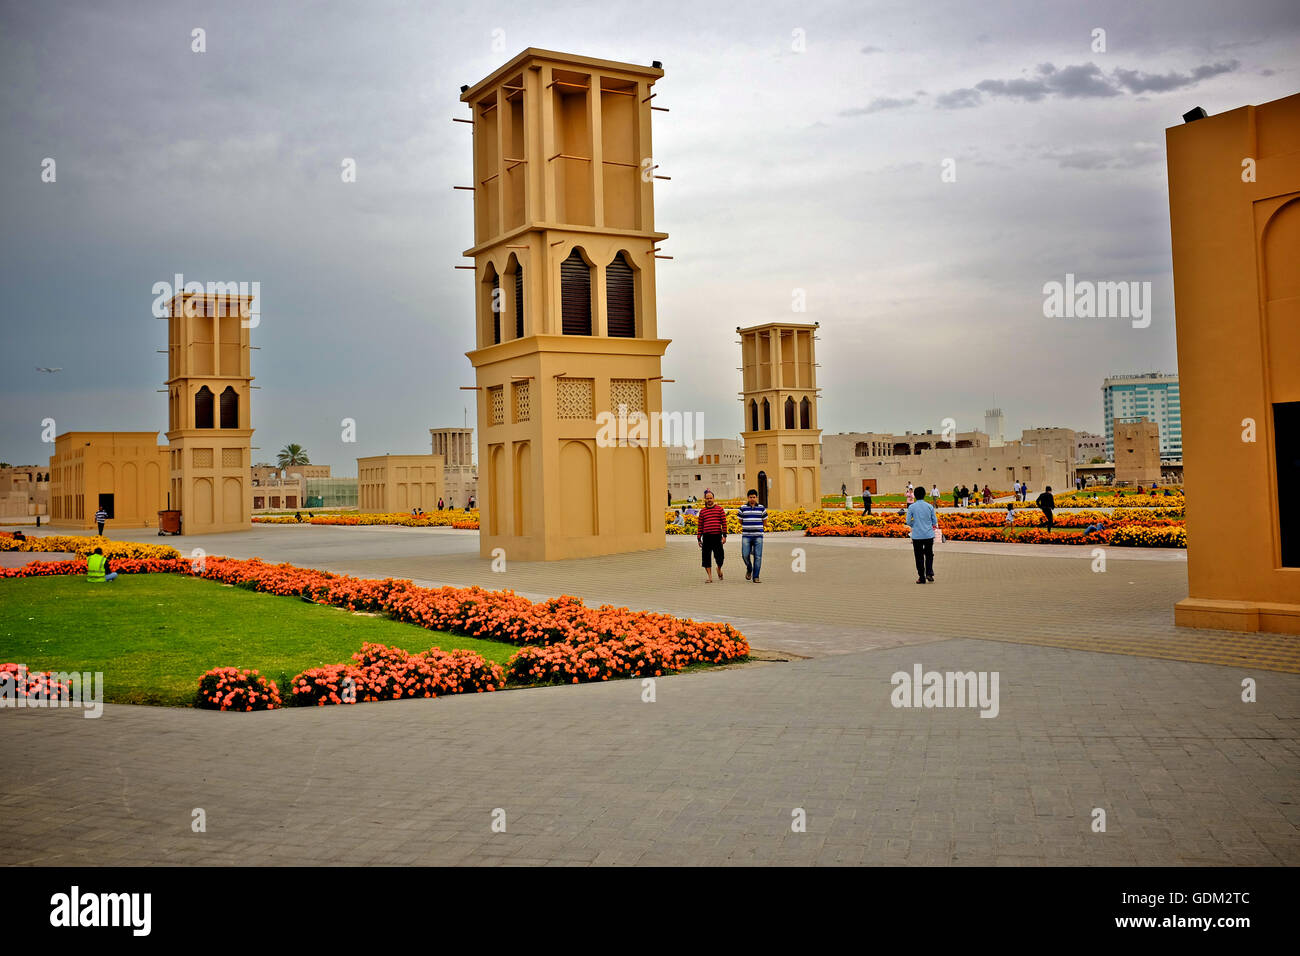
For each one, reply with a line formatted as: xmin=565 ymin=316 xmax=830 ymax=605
xmin=438 ymin=497 xmax=445 ymax=511
xmin=862 ymin=487 xmax=873 ymax=516
xmin=1036 ymin=485 xmax=1056 ymax=533
xmin=952 ymin=484 xmax=961 ymax=508
xmin=738 ymin=488 xmax=767 ymax=583
xmin=1004 ymin=502 xmax=1015 ymax=537
xmin=86 ymin=547 xmax=118 ymax=583
xmin=931 ymin=484 xmax=939 ymax=504
xmin=696 ymin=489 xmax=727 ymax=583
xmin=959 ymin=484 xmax=969 ymax=508
xmin=94 ymin=506 xmax=108 ymax=536
xmin=906 ymin=487 xmax=938 ymax=584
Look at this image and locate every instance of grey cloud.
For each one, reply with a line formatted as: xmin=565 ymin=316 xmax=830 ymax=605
xmin=1112 ymin=60 xmax=1239 ymax=93
xmin=935 ymin=87 xmax=982 ymax=109
xmin=840 ymin=96 xmax=916 ymax=116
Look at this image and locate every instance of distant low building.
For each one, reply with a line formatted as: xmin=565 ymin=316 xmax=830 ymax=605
xmin=823 ymin=428 xmax=1073 ymax=496
xmin=667 ymin=439 xmax=745 ymax=501
xmin=357 ymin=454 xmax=446 ymax=512
xmin=0 ymin=465 xmax=50 ymax=519
xmin=48 ymin=432 xmax=169 ymax=529
xmin=431 ymin=427 xmax=477 ymax=506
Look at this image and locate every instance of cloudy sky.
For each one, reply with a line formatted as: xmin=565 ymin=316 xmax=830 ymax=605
xmin=2 ymin=0 xmax=1298 ymax=470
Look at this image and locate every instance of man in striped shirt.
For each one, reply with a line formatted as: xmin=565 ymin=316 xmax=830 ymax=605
xmin=737 ymin=488 xmax=767 ymax=583
xmin=695 ymin=489 xmax=728 ymax=583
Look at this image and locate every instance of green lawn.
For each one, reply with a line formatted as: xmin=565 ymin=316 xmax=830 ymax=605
xmin=0 ymin=574 xmax=520 ymax=706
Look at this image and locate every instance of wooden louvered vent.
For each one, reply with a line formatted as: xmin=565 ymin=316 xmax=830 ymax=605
xmin=514 ymin=265 xmax=524 ymax=338
xmin=491 ymin=274 xmax=501 ymax=344
xmin=561 ymin=250 xmax=592 ymax=335
xmin=606 ymin=253 xmax=635 ymax=337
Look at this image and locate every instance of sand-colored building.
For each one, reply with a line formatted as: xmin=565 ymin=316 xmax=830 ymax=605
xmin=431 ymin=427 xmax=478 ymax=506
xmin=356 ymin=454 xmax=446 ymax=512
xmin=739 ymin=323 xmax=822 ymax=509
xmin=462 ymin=49 xmax=670 ymax=560
xmin=822 ymin=430 xmax=1073 ymax=497
xmin=668 ymin=438 xmax=745 ymax=502
xmin=1111 ymin=418 xmax=1161 ymax=486
xmin=162 ymin=291 xmax=254 ymax=533
xmin=1167 ymin=92 xmax=1300 ymax=634
xmin=44 ymin=290 xmax=255 ymax=535
xmin=0 ymin=465 xmax=50 ymax=519
xmin=48 ymin=432 xmax=169 ymax=529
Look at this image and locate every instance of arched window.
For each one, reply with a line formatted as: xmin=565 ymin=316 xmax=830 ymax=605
xmin=514 ymin=263 xmax=524 ymax=339
xmin=761 ymin=399 xmax=771 ymax=430
xmin=784 ymin=396 xmax=796 ymax=429
xmin=799 ymin=397 xmax=811 ymax=429
xmin=219 ymin=387 xmax=239 ymax=429
xmin=606 ymin=251 xmax=635 ymax=337
xmin=749 ymin=400 xmax=759 ymax=432
xmin=195 ymin=386 xmax=214 ymax=429
xmin=561 ymin=249 xmax=592 ymax=335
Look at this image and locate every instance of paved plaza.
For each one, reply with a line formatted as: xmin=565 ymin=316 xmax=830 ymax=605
xmin=2 ymin=524 xmax=1298 ymax=865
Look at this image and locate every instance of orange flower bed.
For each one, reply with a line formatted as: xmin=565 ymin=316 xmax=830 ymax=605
xmin=1 ymin=555 xmax=750 ymax=693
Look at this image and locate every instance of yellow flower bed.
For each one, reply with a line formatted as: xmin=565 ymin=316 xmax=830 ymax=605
xmin=253 ymin=510 xmax=478 ymax=528
xmin=0 ymin=534 xmax=181 ymax=560
xmin=664 ymin=507 xmax=871 ymax=534
xmin=1107 ymin=524 xmax=1187 ymax=547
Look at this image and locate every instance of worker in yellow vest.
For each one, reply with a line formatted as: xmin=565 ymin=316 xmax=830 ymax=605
xmin=86 ymin=547 xmax=118 ymax=583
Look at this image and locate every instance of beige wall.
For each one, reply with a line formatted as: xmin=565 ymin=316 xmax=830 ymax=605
xmin=0 ymin=466 xmax=50 ymax=518
xmin=430 ymin=429 xmax=478 ymax=505
xmin=739 ymin=323 xmax=822 ymax=509
xmin=1112 ymin=419 xmax=1161 ymax=485
xmin=463 ymin=49 xmax=670 ymax=560
xmin=48 ymin=432 xmax=169 ymax=529
xmin=357 ymin=454 xmax=446 ymax=512
xmin=668 ymin=438 xmax=745 ymax=501
xmin=1167 ymin=92 xmax=1300 ymax=634
xmin=823 ymin=434 xmax=1072 ymax=497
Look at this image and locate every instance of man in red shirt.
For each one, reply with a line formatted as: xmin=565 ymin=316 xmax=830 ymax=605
xmin=696 ymin=489 xmax=727 ymax=583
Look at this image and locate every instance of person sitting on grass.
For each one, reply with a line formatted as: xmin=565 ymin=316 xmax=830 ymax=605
xmin=86 ymin=547 xmax=118 ymax=583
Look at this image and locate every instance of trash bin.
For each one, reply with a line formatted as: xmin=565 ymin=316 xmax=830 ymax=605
xmin=157 ymin=510 xmax=182 ymax=535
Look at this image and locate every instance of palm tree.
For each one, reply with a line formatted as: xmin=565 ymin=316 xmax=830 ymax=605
xmin=276 ymin=444 xmax=310 ymax=478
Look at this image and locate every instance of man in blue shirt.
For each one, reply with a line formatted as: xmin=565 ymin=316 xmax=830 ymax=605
xmin=906 ymin=486 xmax=938 ymax=584
xmin=737 ymin=488 xmax=767 ymax=583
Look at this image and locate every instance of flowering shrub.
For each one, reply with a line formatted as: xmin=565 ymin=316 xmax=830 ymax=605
xmin=4 ymin=555 xmax=748 ymax=694
xmin=195 ymin=667 xmax=282 ymax=712
xmin=0 ymin=662 xmax=72 ymax=700
xmin=253 ymin=510 xmax=479 ymax=529
xmin=288 ymin=663 xmax=360 ymax=706
xmin=0 ymin=533 xmax=180 ymax=560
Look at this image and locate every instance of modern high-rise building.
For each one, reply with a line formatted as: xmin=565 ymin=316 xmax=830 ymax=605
xmin=984 ymin=408 xmax=1005 ymax=447
xmin=1102 ymin=373 xmax=1182 ymax=459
